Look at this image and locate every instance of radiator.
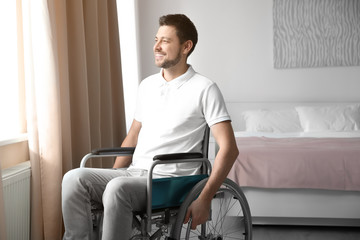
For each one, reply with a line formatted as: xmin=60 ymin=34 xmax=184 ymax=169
xmin=2 ymin=161 xmax=31 ymax=240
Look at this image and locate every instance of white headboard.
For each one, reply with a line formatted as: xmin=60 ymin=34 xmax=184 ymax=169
xmin=226 ymin=101 xmax=360 ymax=132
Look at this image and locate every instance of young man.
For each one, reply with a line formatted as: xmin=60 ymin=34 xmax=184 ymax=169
xmin=62 ymin=14 xmax=238 ymax=240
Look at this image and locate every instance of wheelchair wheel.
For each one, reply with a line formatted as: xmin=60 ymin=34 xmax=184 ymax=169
xmin=171 ymin=178 xmax=252 ymax=240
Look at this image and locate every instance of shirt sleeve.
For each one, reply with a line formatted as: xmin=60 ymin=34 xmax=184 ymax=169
xmin=202 ymin=83 xmax=231 ymax=127
xmin=134 ymin=81 xmax=145 ymax=122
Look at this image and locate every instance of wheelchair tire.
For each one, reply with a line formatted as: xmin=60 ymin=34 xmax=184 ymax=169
xmin=170 ymin=178 xmax=252 ymax=240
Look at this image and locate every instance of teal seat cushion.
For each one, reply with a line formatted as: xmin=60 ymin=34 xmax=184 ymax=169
xmin=152 ymin=174 xmax=208 ymax=209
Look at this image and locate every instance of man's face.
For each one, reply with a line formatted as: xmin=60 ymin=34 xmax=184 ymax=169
xmin=153 ymin=25 xmax=183 ymax=69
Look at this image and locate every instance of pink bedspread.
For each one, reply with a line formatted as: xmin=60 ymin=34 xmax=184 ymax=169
xmin=228 ymin=137 xmax=360 ymax=191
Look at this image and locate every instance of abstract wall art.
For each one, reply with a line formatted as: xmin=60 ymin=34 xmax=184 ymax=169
xmin=273 ymin=0 xmax=360 ymax=68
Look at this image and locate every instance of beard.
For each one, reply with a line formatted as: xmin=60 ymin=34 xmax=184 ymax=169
xmin=155 ymin=51 xmax=181 ymax=69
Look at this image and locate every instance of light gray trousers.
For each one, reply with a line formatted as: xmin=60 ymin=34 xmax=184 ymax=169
xmin=62 ymin=168 xmax=148 ymax=240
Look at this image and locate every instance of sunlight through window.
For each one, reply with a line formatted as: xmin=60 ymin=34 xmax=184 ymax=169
xmin=0 ymin=1 xmax=21 ymax=140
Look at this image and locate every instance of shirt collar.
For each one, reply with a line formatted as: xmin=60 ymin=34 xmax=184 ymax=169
xmin=158 ymin=65 xmax=196 ymax=88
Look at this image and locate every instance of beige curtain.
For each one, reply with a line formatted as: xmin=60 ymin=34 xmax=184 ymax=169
xmin=0 ymin=164 xmax=6 ymax=240
xmin=21 ymin=0 xmax=126 ymax=239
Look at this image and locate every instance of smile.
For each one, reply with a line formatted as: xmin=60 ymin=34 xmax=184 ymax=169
xmin=155 ymin=53 xmax=165 ymax=61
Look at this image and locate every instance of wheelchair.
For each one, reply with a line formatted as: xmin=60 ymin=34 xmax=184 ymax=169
xmin=80 ymin=126 xmax=252 ymax=240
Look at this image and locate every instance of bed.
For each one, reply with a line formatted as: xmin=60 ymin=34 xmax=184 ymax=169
xmin=214 ymin=102 xmax=360 ymax=226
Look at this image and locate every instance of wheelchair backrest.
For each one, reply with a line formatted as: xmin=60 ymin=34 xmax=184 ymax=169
xmin=202 ymin=125 xmax=210 ymax=159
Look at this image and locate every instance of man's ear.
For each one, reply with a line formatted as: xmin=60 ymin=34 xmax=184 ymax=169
xmin=182 ymin=40 xmax=193 ymax=55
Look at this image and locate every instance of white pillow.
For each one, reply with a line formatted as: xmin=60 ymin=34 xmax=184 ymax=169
xmin=295 ymin=104 xmax=360 ymax=132
xmin=242 ymin=109 xmax=302 ymax=133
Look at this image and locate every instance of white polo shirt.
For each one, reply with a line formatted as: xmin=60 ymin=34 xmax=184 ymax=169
xmin=130 ymin=66 xmax=230 ymax=177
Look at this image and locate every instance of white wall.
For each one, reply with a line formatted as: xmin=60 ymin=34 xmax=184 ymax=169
xmin=133 ymin=0 xmax=360 ymax=103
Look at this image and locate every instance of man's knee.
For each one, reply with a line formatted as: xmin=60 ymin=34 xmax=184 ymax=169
xmin=63 ymin=168 xmax=84 ymax=186
xmin=102 ymin=177 xmax=146 ymax=210
xmin=62 ymin=168 xmax=91 ymax=197
xmin=103 ymin=178 xmax=131 ymax=200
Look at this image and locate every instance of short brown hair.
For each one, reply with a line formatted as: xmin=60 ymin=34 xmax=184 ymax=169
xmin=159 ymin=14 xmax=198 ymax=57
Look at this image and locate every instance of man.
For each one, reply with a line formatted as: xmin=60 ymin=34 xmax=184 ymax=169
xmin=62 ymin=14 xmax=238 ymax=240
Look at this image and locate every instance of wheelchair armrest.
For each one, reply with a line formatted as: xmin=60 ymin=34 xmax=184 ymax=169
xmin=80 ymin=147 xmax=135 ymax=168
xmin=153 ymin=152 xmax=203 ymax=161
xmin=92 ymin=147 xmax=135 ymax=156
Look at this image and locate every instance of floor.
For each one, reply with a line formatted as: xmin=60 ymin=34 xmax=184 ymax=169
xmin=252 ymin=225 xmax=360 ymax=240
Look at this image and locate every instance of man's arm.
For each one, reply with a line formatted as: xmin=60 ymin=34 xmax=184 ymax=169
xmin=112 ymin=119 xmax=142 ymax=168
xmin=184 ymin=120 xmax=239 ymax=229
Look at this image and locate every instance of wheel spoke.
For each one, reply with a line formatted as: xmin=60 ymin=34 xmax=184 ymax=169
xmin=175 ymin=187 xmax=250 ymax=239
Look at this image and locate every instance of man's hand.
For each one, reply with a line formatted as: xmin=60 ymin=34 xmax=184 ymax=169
xmin=183 ymin=197 xmax=211 ymax=229
xmin=183 ymin=121 xmax=238 ymax=230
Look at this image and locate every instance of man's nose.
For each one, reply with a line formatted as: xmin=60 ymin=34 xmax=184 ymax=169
xmin=154 ymin=41 xmax=161 ymax=51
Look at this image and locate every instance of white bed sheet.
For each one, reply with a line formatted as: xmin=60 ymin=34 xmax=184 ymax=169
xmin=234 ymin=130 xmax=360 ymax=138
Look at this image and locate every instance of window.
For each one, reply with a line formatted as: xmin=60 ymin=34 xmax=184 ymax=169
xmin=0 ymin=0 xmax=26 ymax=142
xmin=0 ymin=0 xmax=28 ymax=169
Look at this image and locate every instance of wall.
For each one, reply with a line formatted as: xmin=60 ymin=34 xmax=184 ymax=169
xmin=133 ymin=0 xmax=360 ymax=103
xmin=0 ymin=140 xmax=29 ymax=169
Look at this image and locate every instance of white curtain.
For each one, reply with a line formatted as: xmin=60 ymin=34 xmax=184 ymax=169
xmin=22 ymin=0 xmax=63 ymax=238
